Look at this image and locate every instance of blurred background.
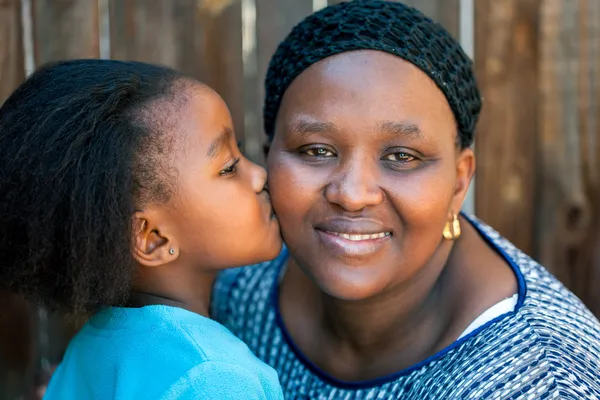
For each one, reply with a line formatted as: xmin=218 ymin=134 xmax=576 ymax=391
xmin=1 ymin=0 xmax=599 ymax=398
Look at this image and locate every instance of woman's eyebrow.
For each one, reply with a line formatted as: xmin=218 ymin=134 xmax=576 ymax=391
xmin=377 ymin=121 xmax=423 ymax=138
xmin=288 ymin=119 xmax=340 ymax=138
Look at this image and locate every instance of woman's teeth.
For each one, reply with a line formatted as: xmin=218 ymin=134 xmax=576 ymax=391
xmin=327 ymin=231 xmax=391 ymax=241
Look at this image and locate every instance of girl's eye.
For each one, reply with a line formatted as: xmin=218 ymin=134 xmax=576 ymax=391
xmin=302 ymin=147 xmax=335 ymax=157
xmin=219 ymin=158 xmax=240 ymax=176
xmin=383 ymin=152 xmax=416 ymax=163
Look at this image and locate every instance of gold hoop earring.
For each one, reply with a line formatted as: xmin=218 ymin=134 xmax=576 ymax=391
xmin=443 ymin=214 xmax=461 ymax=240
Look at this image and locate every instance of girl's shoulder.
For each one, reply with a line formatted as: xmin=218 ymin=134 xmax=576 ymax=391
xmin=46 ymin=305 xmax=284 ymax=399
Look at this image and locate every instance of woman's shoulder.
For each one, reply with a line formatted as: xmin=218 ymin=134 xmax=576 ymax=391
xmin=468 ymin=215 xmax=600 ymax=395
xmin=510 ymin=254 xmax=600 ymax=396
xmin=211 ymin=247 xmax=288 ymax=330
xmin=469 ymin=215 xmax=598 ymax=322
xmin=469 ymin=214 xmax=599 ymax=330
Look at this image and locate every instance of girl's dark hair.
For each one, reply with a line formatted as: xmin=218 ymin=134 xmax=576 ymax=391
xmin=0 ymin=59 xmax=186 ymax=315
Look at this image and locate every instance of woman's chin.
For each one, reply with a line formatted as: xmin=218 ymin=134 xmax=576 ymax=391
xmin=310 ymin=268 xmax=391 ymax=302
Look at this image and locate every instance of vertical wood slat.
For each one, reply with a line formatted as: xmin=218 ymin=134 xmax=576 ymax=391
xmin=32 ymin=0 xmax=99 ymax=64
xmin=537 ymin=0 xmax=575 ymax=284
xmin=582 ymin=0 xmax=600 ymax=317
xmin=109 ymin=0 xmax=245 ymax=146
xmin=541 ymin=0 xmax=588 ymax=288
xmin=474 ymin=0 xmax=539 ymax=257
xmin=250 ymin=0 xmax=314 ymax=164
xmin=537 ymin=0 xmax=600 ymax=310
xmin=202 ymin=1 xmax=245 ymax=149
xmin=0 ymin=0 xmax=24 ymax=104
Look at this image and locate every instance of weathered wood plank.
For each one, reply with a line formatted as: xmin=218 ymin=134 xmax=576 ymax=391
xmin=571 ymin=0 xmax=599 ymax=308
xmin=0 ymin=0 xmax=24 ymax=104
xmin=583 ymin=0 xmax=600 ymax=317
xmin=251 ymin=0 xmax=314 ymax=163
xmin=32 ymin=0 xmax=99 ymax=64
xmin=537 ymin=0 xmax=587 ymax=288
xmin=199 ymin=1 xmax=245 ymax=151
xmin=475 ymin=0 xmax=539 ymax=257
xmin=535 ymin=0 xmax=600 ymax=314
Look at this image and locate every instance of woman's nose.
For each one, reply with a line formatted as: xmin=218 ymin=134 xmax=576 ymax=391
xmin=324 ymin=161 xmax=384 ymax=212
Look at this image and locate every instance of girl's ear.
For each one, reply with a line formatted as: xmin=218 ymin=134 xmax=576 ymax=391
xmin=131 ymin=211 xmax=179 ymax=267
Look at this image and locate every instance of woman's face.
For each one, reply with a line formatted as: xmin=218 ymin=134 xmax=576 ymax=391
xmin=267 ymin=50 xmax=474 ymax=300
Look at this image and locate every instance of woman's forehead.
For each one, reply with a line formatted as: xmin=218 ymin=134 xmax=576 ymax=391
xmin=276 ymin=51 xmax=455 ymax=137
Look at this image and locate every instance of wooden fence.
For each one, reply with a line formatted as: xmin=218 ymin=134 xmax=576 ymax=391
xmin=1 ymin=0 xmax=599 ymax=397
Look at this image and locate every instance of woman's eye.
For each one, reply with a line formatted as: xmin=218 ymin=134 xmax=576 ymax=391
xmin=383 ymin=152 xmax=416 ymax=162
xmin=219 ymin=158 xmax=240 ymax=176
xmin=303 ymin=147 xmax=335 ymax=157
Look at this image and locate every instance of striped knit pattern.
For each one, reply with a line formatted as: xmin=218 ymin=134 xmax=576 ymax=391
xmin=212 ymin=217 xmax=600 ymax=399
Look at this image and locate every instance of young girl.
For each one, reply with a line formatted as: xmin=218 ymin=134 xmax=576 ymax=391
xmin=0 ymin=59 xmax=283 ymax=399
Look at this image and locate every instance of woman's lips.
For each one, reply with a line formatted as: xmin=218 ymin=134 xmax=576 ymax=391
xmin=315 ymin=227 xmax=392 ymax=257
xmin=322 ymin=231 xmax=391 ymax=241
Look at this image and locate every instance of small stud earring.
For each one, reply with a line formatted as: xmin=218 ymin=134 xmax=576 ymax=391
xmin=169 ymin=248 xmax=176 ymax=255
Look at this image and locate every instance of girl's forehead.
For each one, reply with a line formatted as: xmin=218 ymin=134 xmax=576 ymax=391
xmin=165 ymin=85 xmax=234 ymax=161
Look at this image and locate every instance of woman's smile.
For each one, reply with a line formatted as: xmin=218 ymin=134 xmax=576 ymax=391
xmin=314 ymin=218 xmax=393 ymax=257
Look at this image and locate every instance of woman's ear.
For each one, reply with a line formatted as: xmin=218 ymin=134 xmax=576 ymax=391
xmin=131 ymin=211 xmax=179 ymax=267
xmin=451 ymin=147 xmax=476 ymax=212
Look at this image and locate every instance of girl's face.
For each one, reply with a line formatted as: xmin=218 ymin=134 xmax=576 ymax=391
xmin=267 ymin=50 xmax=474 ymax=300
xmin=137 ymin=82 xmax=281 ymax=270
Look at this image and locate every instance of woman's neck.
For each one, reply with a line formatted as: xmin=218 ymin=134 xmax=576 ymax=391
xmin=321 ymin=262 xmax=452 ymax=352
xmin=280 ymin=240 xmax=465 ymax=379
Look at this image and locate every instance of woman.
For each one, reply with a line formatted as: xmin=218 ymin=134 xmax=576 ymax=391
xmin=0 ymin=59 xmax=283 ymax=399
xmin=212 ymin=1 xmax=600 ymax=399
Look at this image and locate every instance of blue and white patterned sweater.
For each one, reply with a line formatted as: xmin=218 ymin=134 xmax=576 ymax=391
xmin=212 ymin=217 xmax=600 ymax=399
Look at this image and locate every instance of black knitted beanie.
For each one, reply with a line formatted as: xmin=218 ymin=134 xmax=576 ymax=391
xmin=264 ymin=0 xmax=482 ymax=148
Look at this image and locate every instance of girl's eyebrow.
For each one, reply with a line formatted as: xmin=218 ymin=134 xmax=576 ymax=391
xmin=206 ymin=126 xmax=233 ymax=159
